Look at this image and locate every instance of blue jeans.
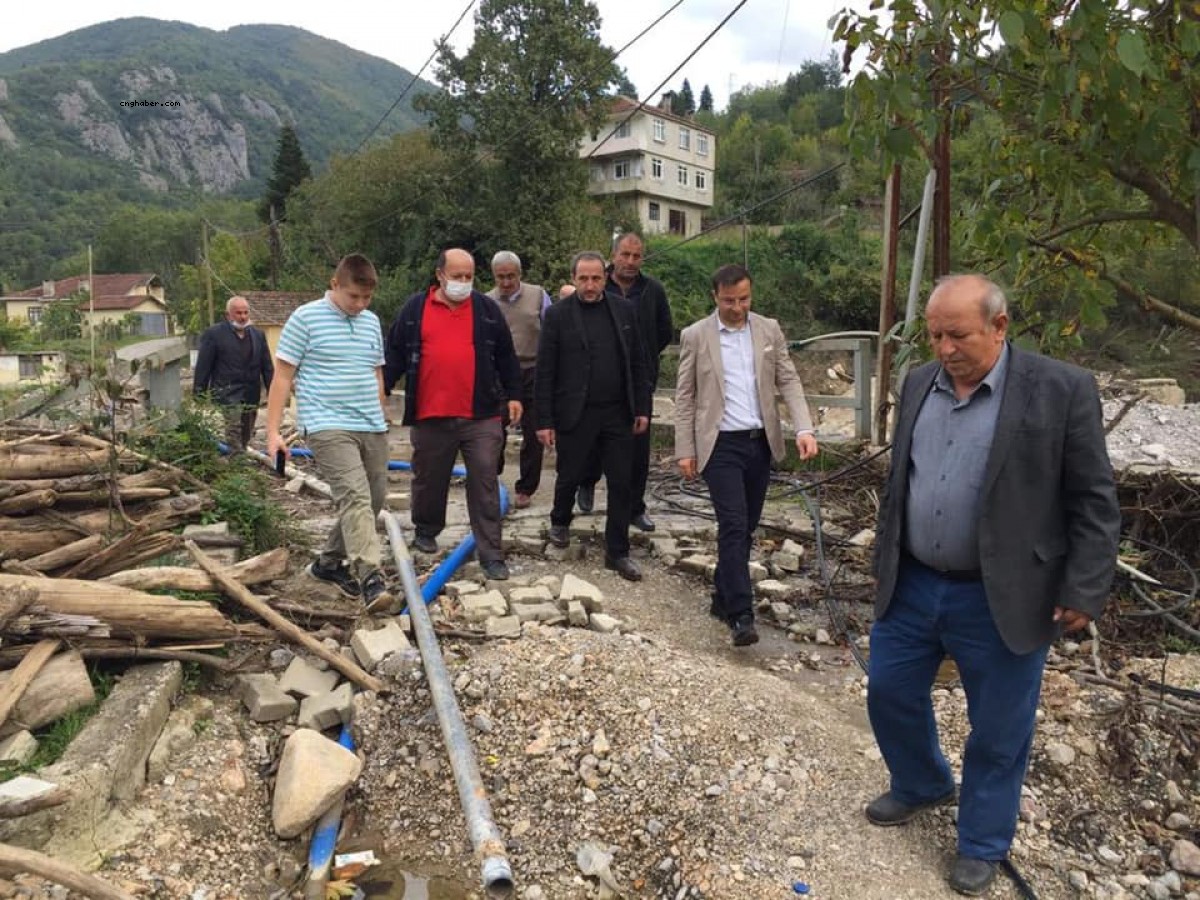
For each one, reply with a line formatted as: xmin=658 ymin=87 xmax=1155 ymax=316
xmin=867 ymin=557 xmax=1048 ymax=860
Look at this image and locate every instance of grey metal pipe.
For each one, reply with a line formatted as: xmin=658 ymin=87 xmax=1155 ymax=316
xmin=381 ymin=511 xmax=514 ymax=899
xmin=896 ymin=168 xmax=939 ymax=394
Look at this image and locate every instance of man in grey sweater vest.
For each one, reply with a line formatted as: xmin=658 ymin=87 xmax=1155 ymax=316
xmin=486 ymin=251 xmax=552 ymax=508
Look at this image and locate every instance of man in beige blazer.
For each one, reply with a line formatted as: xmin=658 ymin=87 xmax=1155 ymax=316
xmin=675 ymin=264 xmax=818 ymax=645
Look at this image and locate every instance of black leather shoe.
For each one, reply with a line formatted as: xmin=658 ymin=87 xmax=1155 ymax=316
xmin=604 ymin=555 xmax=642 ymax=581
xmin=865 ymin=789 xmax=956 ymax=826
xmin=576 ymin=483 xmax=594 ymax=514
xmin=412 ymin=534 xmax=438 ymax=554
xmin=631 ymin=512 xmax=656 ymax=532
xmin=482 ymin=559 xmax=510 ymax=581
xmin=948 ymin=856 xmax=997 ymax=897
xmin=548 ymin=524 xmax=570 ymax=548
xmin=730 ymin=615 xmax=759 ymax=646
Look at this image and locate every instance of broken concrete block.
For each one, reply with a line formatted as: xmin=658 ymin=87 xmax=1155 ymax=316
xmin=278 ymin=656 xmax=339 ymax=699
xmin=0 ymin=775 xmax=58 ymax=809
xmin=351 ymin=619 xmax=412 ymax=672
xmin=386 ymin=491 xmax=411 ymax=510
xmin=545 ymin=543 xmax=586 ymax=562
xmin=756 ymin=579 xmax=793 ymax=600
xmin=297 ymin=683 xmax=354 ymax=731
xmin=272 ymin=728 xmax=362 ymax=839
xmin=237 ymin=673 xmax=298 ymax=723
xmin=513 ymin=602 xmax=563 ymax=624
xmin=514 ymin=535 xmax=548 ymax=554
xmin=460 ymin=590 xmax=509 ymax=623
xmin=485 ymin=615 xmax=521 ymax=638
xmin=589 ymin=613 xmax=621 ymax=634
xmin=772 ymin=550 xmax=803 ymax=573
xmin=677 ymin=554 xmax=716 ymax=577
xmin=559 ymin=573 xmax=605 ymax=613
xmin=508 ymin=585 xmax=555 ymax=606
xmin=567 ymin=601 xmax=589 ymax=627
xmin=650 ymin=537 xmax=679 ymax=558
xmin=181 ymin=521 xmax=238 ymax=565
xmin=534 ymin=575 xmax=562 ymax=596
xmin=146 ymin=713 xmax=197 ymax=784
xmin=748 ymin=561 xmax=769 ymax=583
xmin=0 ymin=730 xmax=37 ymax=765
xmin=444 ymin=580 xmax=483 ymax=598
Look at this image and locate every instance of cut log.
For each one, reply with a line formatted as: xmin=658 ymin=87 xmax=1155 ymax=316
xmin=0 ymin=530 xmax=80 ymax=560
xmin=0 ymin=782 xmax=70 ymax=819
xmin=54 ymin=487 xmax=172 ymax=506
xmin=0 ymin=573 xmax=245 ymax=641
xmin=186 ymin=541 xmax=385 ymax=693
xmin=0 ymin=489 xmax=55 ymax=516
xmin=0 ymin=843 xmax=135 ymax=900
xmin=63 ymin=530 xmax=179 ymax=580
xmin=100 ymin=547 xmax=289 ymax=592
xmin=0 ymin=639 xmax=60 ymax=733
xmin=70 ymin=432 xmax=208 ymax=492
xmin=0 ymin=584 xmax=36 ymax=631
xmin=0 ymin=649 xmax=93 ymax=737
xmin=0 ymin=448 xmax=112 ymax=480
xmin=21 ymin=535 xmax=105 ymax=573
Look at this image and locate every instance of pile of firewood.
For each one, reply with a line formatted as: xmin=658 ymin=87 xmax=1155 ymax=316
xmin=0 ymin=426 xmax=295 ymax=749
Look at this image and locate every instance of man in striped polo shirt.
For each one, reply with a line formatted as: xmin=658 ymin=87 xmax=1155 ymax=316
xmin=266 ymin=253 xmax=394 ymax=611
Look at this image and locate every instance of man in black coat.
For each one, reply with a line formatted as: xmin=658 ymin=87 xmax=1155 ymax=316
xmin=535 ymin=251 xmax=651 ymax=581
xmin=574 ymin=232 xmax=673 ymax=531
xmin=193 ymin=295 xmax=274 ymax=452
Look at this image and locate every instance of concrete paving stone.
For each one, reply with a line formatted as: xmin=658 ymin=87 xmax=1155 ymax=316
xmin=444 ymin=580 xmax=483 ymax=598
xmin=351 ymin=619 xmax=412 ymax=672
xmin=772 ymin=551 xmax=803 ymax=573
xmin=559 ymin=573 xmax=605 ymax=613
xmin=237 ymin=673 xmax=299 ymax=723
xmin=756 ymin=579 xmax=793 ymax=600
xmin=386 ymin=492 xmax=411 ymax=510
xmin=513 ymin=602 xmax=564 ymax=624
xmin=513 ymin=536 xmax=548 ymax=555
xmin=545 ymin=543 xmax=587 ymax=563
xmin=508 ymin=585 xmax=555 ymax=606
xmin=567 ymin=601 xmax=589 ymax=627
xmin=0 ymin=730 xmax=37 ymax=765
xmin=460 ymin=590 xmax=509 ymax=623
xmin=588 ymin=613 xmax=622 ymax=634
xmin=650 ymin=537 xmax=679 ymax=557
xmin=297 ymin=683 xmax=354 ymax=731
xmin=485 ymin=615 xmax=522 ymax=638
xmin=676 ymin=554 xmax=716 ymax=578
xmin=278 ymin=656 xmax=340 ymax=699
xmin=748 ymin=561 xmax=769 ymax=583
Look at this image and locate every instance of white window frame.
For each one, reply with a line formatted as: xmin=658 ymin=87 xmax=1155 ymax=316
xmin=591 ymin=163 xmax=605 ymax=181
xmin=651 ymin=157 xmax=663 ymax=179
xmin=613 ymin=160 xmax=630 ymax=180
xmin=679 ymin=127 xmax=691 ymax=151
xmin=695 ymin=170 xmax=708 ymax=191
xmin=648 ymin=201 xmax=660 ymax=221
xmin=616 ymin=121 xmax=631 ymax=138
xmin=697 ymin=134 xmax=709 ymax=156
xmin=677 ymin=164 xmax=689 ymax=186
xmin=652 ymin=118 xmax=666 ymax=142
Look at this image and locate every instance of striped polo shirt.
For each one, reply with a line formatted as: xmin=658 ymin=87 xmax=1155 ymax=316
xmin=275 ymin=292 xmax=387 ymax=435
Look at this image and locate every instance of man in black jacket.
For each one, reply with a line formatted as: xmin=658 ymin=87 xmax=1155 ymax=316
xmin=536 ymin=251 xmax=651 ymax=581
xmin=384 ymin=248 xmax=522 ymax=581
xmin=193 ymin=295 xmax=274 ymax=452
xmin=574 ymin=233 xmax=673 ymax=532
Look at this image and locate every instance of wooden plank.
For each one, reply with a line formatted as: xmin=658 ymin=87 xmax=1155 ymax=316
xmin=0 ymin=639 xmax=60 ymax=734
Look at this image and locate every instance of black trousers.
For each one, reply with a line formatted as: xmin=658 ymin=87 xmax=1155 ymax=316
xmin=702 ymin=430 xmax=772 ymax=622
xmin=500 ymin=367 xmax=544 ymax=496
xmin=582 ymin=425 xmax=651 ymax=517
xmin=552 ymin=403 xmax=634 ymax=558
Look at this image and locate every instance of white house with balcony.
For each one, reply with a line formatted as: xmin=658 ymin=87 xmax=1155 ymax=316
xmin=579 ymin=97 xmax=715 ymax=237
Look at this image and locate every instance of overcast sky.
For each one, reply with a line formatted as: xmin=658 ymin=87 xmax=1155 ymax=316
xmin=0 ymin=0 xmax=849 ymax=110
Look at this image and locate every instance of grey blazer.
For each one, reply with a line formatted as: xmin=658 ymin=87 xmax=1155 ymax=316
xmin=873 ymin=344 xmax=1121 ymax=654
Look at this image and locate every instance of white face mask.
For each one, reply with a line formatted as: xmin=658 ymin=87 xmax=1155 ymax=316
xmin=444 ymin=280 xmax=473 ymax=302
xmin=231 ymin=319 xmax=251 ymax=330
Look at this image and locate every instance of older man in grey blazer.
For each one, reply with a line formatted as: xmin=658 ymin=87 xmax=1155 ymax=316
xmin=675 ymin=263 xmax=818 ymax=646
xmin=866 ymin=274 xmax=1120 ymax=896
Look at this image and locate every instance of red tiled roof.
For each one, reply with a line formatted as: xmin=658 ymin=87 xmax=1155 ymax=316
xmin=12 ymin=273 xmax=161 ymax=301
xmin=605 ymin=96 xmax=712 ymax=133
xmin=240 ymin=291 xmax=317 ymax=325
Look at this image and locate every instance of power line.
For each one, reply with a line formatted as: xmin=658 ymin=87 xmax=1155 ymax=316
xmin=586 ymin=0 xmax=750 ymax=160
xmin=643 ymin=162 xmax=846 ymax=260
xmin=353 ymin=0 xmax=478 ymax=155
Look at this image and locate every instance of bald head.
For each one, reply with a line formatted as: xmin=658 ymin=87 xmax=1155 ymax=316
xmin=436 ymin=248 xmax=476 ymax=306
xmin=925 ymin=274 xmax=1009 ymax=394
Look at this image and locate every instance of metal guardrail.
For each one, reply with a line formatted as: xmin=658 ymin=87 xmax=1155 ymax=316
xmin=787 ymin=332 xmax=877 ymax=440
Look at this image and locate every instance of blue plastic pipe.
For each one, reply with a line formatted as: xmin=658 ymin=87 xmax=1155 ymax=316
xmin=304 ymin=724 xmax=356 ymax=899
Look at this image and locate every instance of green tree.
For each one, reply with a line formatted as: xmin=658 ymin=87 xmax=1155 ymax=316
xmin=615 ymin=70 xmax=638 ymax=98
xmin=676 ymin=79 xmax=696 ymax=116
xmin=699 ymin=84 xmax=714 ymax=113
xmin=258 ymin=125 xmax=312 ymax=224
xmin=0 ymin=317 xmax=31 ymax=351
xmin=416 ymin=0 xmax=621 ymax=282
xmin=832 ymin=0 xmax=1200 ymax=335
xmin=38 ymin=299 xmax=83 ymax=341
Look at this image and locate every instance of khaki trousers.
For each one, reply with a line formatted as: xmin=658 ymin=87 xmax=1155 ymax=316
xmin=307 ymin=429 xmax=389 ymax=579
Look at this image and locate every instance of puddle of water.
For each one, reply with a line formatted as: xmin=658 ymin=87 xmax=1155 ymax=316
xmin=355 ymin=860 xmax=472 ymax=900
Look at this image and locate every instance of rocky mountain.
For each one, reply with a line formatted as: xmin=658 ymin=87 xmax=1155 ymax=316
xmin=0 ymin=18 xmax=435 ymax=195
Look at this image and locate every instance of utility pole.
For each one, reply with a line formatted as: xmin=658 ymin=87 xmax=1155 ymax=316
xmin=932 ymin=38 xmax=952 ymax=278
xmin=87 ymin=244 xmax=95 ymax=369
xmin=268 ymin=205 xmax=281 ymax=291
xmin=873 ymin=165 xmax=901 ymax=444
xmin=201 ymin=220 xmax=214 ymax=327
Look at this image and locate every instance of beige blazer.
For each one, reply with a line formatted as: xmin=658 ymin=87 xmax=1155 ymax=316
xmin=674 ymin=311 xmax=814 ymax=472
